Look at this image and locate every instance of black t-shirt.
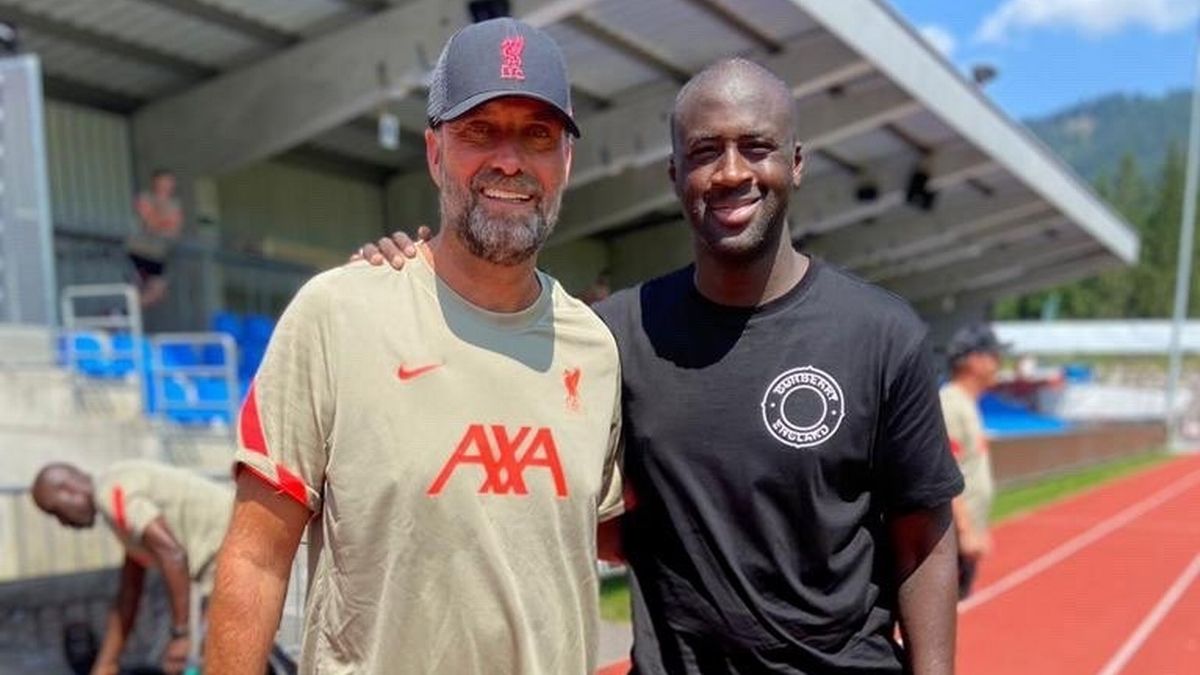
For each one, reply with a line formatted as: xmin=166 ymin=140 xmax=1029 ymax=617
xmin=593 ymin=258 xmax=963 ymax=674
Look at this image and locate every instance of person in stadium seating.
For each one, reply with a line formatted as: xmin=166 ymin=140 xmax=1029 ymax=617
xmin=361 ymin=57 xmax=964 ymax=675
xmin=205 ymin=18 xmax=624 ymax=675
xmin=127 ymin=169 xmax=183 ymax=309
xmin=941 ymin=322 xmax=1007 ymax=599
xmin=32 ymin=460 xmax=232 ymax=675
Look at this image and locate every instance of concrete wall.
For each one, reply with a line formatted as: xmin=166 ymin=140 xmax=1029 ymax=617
xmin=608 ymin=221 xmax=693 ymax=291
xmin=385 ymin=171 xmax=438 ymax=236
xmin=215 ymin=161 xmax=387 ymax=260
xmin=990 ymin=422 xmax=1167 ymax=487
xmin=540 ymin=237 xmax=610 ymax=297
xmin=44 ymin=101 xmax=134 ymax=238
xmin=43 ymin=101 xmax=138 ymax=302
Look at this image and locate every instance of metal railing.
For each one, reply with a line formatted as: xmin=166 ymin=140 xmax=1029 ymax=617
xmin=54 ymin=227 xmax=316 ymax=332
xmin=148 ymin=333 xmax=239 ymax=433
xmin=59 ymin=284 xmax=146 ymax=413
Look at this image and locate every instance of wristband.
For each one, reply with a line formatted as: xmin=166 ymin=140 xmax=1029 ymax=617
xmin=170 ymin=625 xmax=190 ymax=639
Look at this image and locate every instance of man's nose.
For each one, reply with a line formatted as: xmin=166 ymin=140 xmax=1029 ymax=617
xmin=711 ymin=146 xmax=752 ymax=187
xmin=488 ymin=137 xmax=524 ymax=176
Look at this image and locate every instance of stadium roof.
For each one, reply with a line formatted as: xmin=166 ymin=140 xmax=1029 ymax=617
xmin=8 ymin=0 xmax=1139 ymax=314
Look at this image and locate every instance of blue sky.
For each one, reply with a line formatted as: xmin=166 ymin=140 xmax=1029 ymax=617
xmin=887 ymin=0 xmax=1197 ymax=119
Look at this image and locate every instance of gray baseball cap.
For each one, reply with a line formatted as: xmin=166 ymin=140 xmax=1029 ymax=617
xmin=946 ymin=322 xmax=1010 ymax=365
xmin=427 ymin=18 xmax=580 ymax=137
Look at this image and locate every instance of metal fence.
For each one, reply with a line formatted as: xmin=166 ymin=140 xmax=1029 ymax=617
xmin=53 ymin=228 xmax=315 ymax=333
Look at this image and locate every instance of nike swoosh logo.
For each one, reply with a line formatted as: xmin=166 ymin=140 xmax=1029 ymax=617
xmin=397 ymin=363 xmax=441 ymax=381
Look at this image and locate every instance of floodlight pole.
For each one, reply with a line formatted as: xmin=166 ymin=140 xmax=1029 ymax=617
xmin=1165 ymin=20 xmax=1200 ymax=452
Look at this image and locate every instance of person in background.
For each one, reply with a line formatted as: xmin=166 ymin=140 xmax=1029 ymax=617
xmin=941 ymin=322 xmax=1007 ymax=598
xmin=128 ymin=169 xmax=183 ymax=308
xmin=32 ymin=460 xmax=232 ymax=675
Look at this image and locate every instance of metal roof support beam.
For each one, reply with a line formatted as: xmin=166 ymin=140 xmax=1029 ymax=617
xmin=0 ymin=6 xmax=214 ymax=79
xmin=276 ymin=146 xmax=394 ymax=184
xmin=130 ymin=0 xmax=298 ymax=47
xmin=326 ymin=0 xmax=391 ymax=13
xmin=41 ymin=75 xmax=146 ymax=114
xmin=551 ymin=79 xmax=919 ymax=244
xmin=552 ymin=160 xmax=679 ymax=245
xmin=861 ymin=213 xmax=1066 ymax=282
xmin=791 ymin=0 xmax=1137 ymax=263
xmin=679 ymin=0 xmax=783 ymax=53
xmin=569 ymin=31 xmax=874 ymax=187
xmin=308 ymin=125 xmax=423 ymax=168
xmin=564 ymin=13 xmax=692 ymax=83
xmin=808 ymin=188 xmax=1047 ymax=268
xmin=791 ymin=141 xmax=999 ymax=238
xmin=132 ymin=0 xmax=597 ymax=177
xmin=916 ymin=250 xmax=1120 ymax=315
xmin=885 ymin=236 xmax=1099 ymax=302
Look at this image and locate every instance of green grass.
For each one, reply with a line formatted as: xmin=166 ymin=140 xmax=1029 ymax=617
xmin=600 ymin=576 xmax=633 ymax=623
xmin=596 ymin=451 xmax=1173 ymax=623
xmin=990 ymin=451 xmax=1170 ymax=522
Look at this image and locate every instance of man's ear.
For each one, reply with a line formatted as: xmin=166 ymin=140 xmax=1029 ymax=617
xmin=425 ymin=128 xmax=443 ymax=189
xmin=791 ymin=143 xmax=805 ymax=189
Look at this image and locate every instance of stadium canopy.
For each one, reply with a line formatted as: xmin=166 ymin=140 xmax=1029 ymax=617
xmin=11 ymin=0 xmax=1138 ymax=319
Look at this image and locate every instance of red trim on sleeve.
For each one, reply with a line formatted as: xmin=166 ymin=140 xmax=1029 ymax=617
xmin=239 ymin=381 xmax=269 ymax=455
xmin=949 ymin=438 xmax=964 ymax=460
xmin=111 ymin=486 xmax=128 ymax=533
xmin=238 ymin=464 xmax=312 ymax=512
xmin=276 ymin=465 xmax=311 ymax=508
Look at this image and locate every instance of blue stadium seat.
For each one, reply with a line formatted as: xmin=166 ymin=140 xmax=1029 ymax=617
xmin=1063 ymin=363 xmax=1094 ymax=383
xmin=980 ymin=392 xmax=1072 ymax=437
xmin=210 ymin=311 xmax=245 ymax=342
xmin=244 ymin=314 xmax=274 ymax=346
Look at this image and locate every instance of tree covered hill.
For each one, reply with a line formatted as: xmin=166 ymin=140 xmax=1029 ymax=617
xmin=1025 ymin=89 xmax=1189 ymax=184
xmin=994 ymin=89 xmax=1192 ymax=320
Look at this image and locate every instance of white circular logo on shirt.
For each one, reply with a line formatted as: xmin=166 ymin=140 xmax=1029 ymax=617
xmin=761 ymin=366 xmax=846 ymax=449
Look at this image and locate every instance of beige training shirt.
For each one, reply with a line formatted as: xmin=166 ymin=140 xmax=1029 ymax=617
xmin=939 ymin=382 xmax=995 ymax=534
xmin=236 ymin=250 xmax=623 ymax=675
xmin=94 ymin=459 xmax=233 ymax=592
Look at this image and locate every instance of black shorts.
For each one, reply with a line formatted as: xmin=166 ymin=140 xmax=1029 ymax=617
xmin=129 ymin=253 xmax=165 ymax=278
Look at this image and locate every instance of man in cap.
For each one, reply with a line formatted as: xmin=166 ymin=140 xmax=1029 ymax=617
xmin=941 ymin=322 xmax=1007 ymax=598
xmin=32 ymin=460 xmax=232 ymax=675
xmin=204 ymin=17 xmax=623 ymax=675
xmin=361 ymin=58 xmax=963 ymax=674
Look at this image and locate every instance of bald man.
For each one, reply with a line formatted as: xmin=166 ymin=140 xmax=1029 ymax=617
xmin=362 ymin=58 xmax=962 ymax=674
xmin=32 ymin=460 xmax=232 ymax=675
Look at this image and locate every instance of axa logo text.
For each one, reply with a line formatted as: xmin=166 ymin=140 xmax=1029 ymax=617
xmin=428 ymin=424 xmax=567 ymax=497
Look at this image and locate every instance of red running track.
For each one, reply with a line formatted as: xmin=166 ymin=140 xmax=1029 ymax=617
xmin=959 ymin=453 xmax=1200 ymax=674
xmin=598 ymin=454 xmax=1200 ymax=674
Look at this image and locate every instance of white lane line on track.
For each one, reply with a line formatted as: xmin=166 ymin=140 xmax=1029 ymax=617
xmin=1095 ymin=552 xmax=1200 ymax=675
xmin=960 ymin=468 xmax=1200 ymax=614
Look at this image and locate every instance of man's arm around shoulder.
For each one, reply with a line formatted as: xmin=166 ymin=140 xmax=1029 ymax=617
xmin=205 ymin=470 xmax=310 ymax=675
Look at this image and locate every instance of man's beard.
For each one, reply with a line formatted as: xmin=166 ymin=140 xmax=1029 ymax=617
xmin=440 ymin=168 xmax=562 ymax=266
